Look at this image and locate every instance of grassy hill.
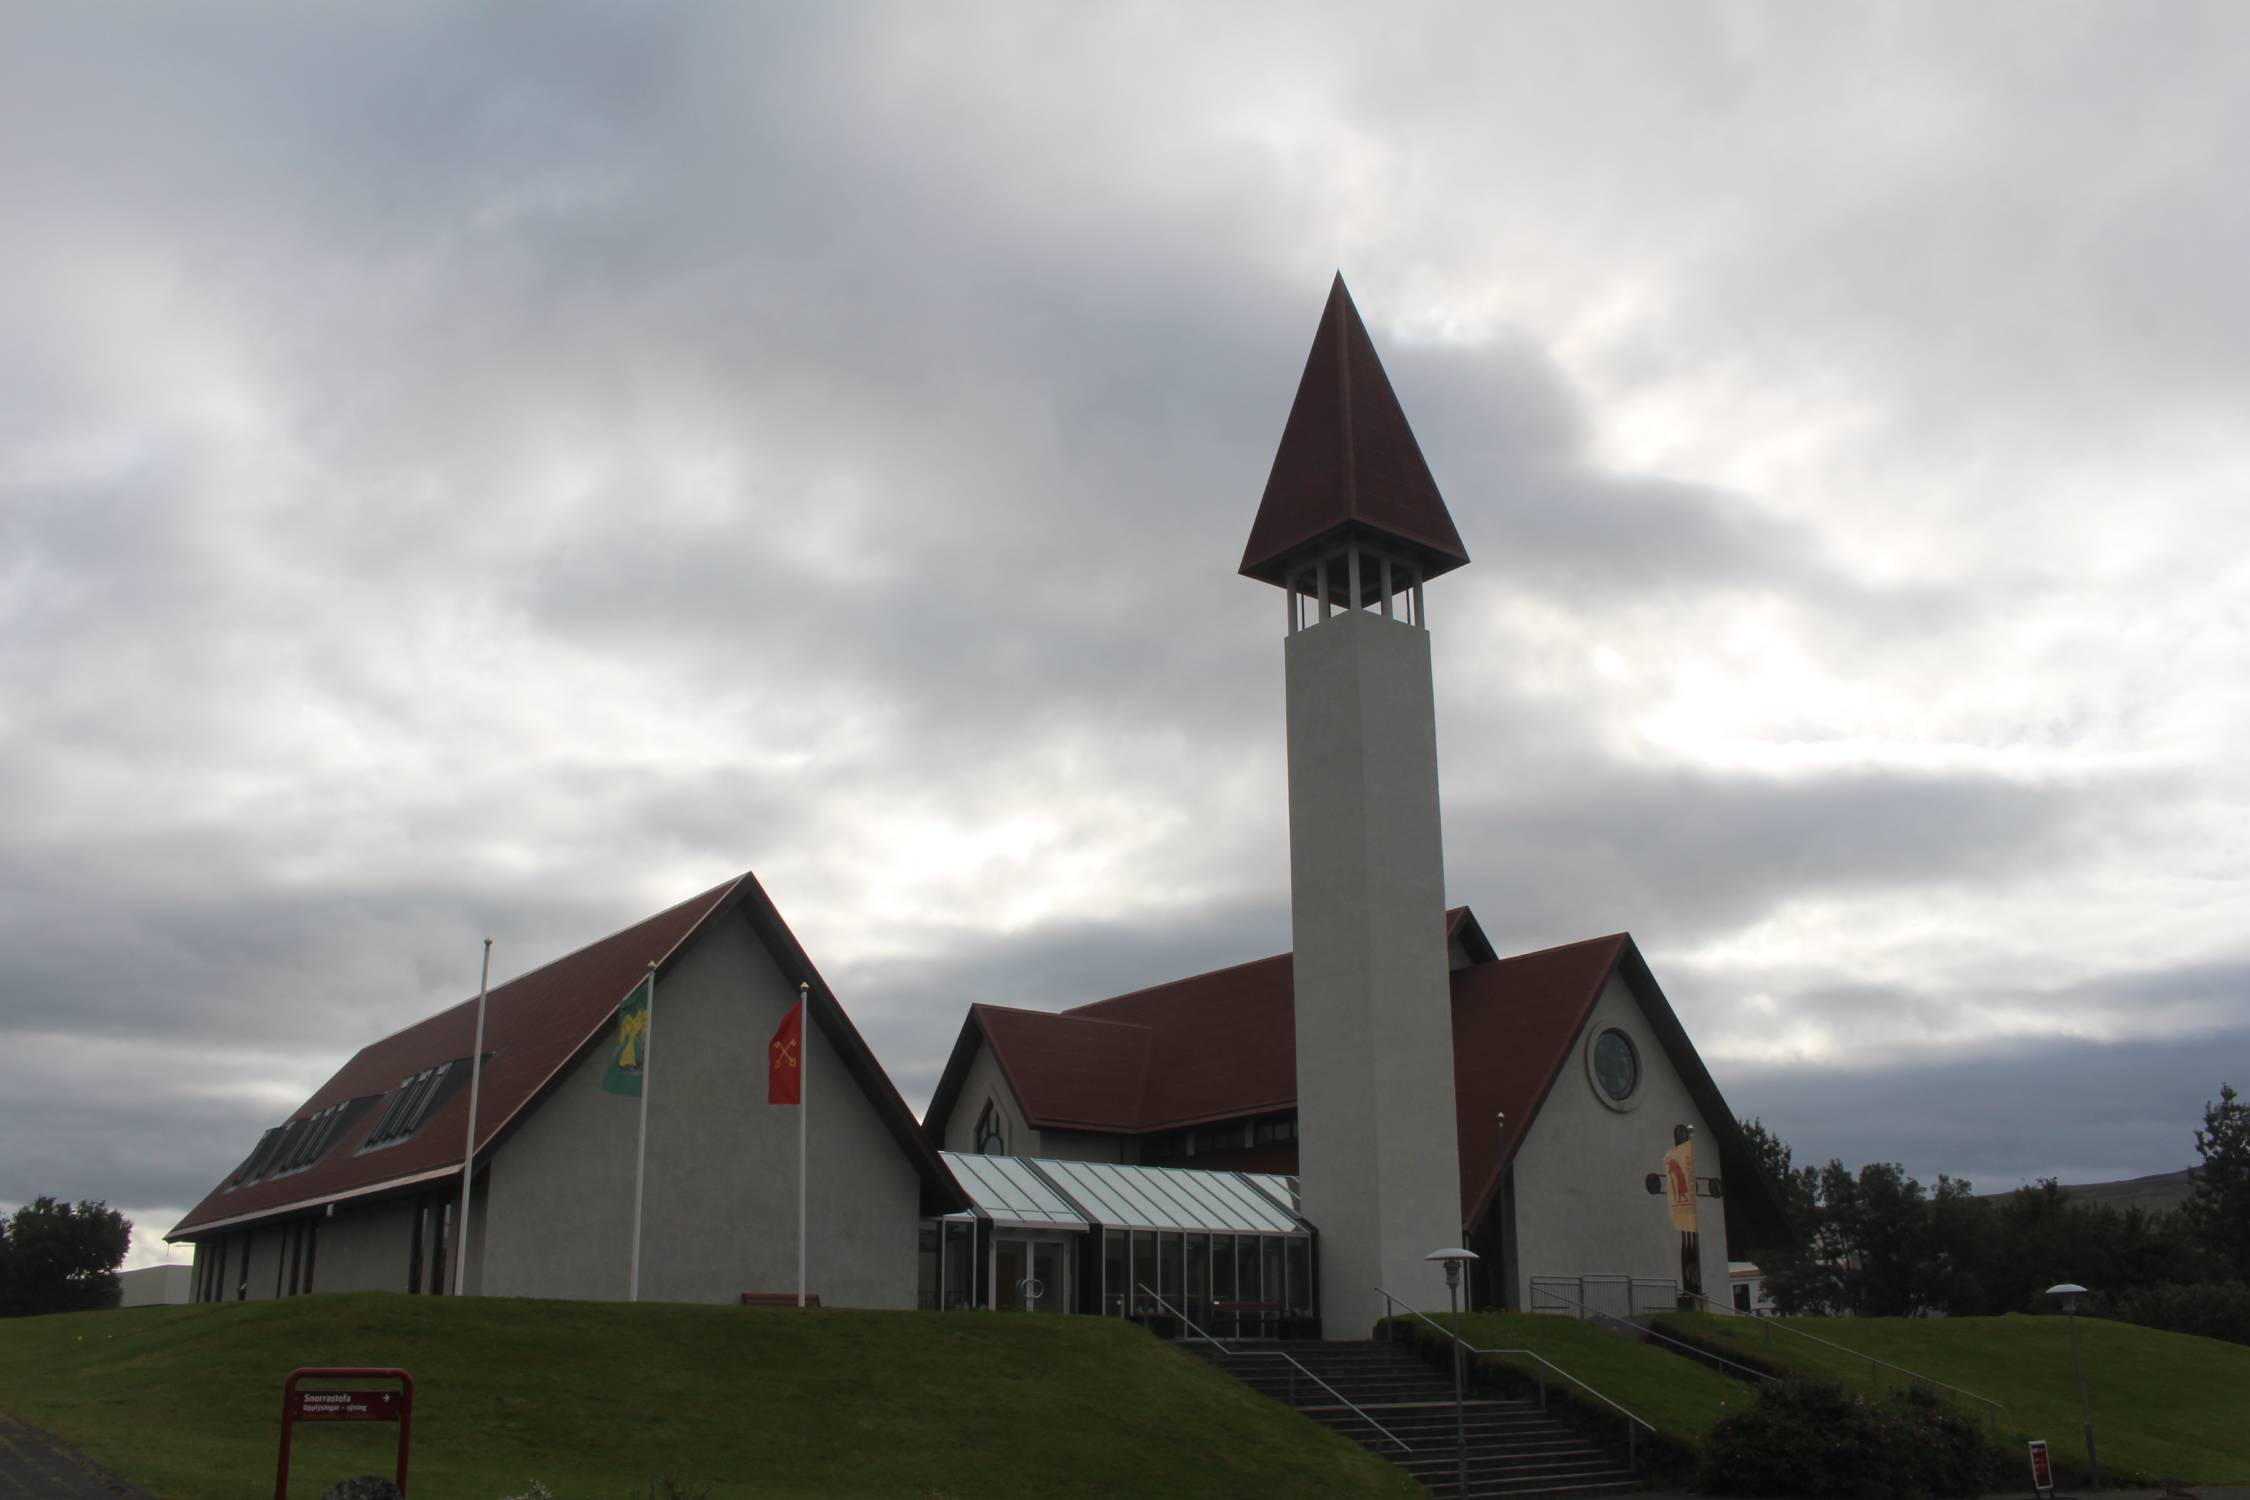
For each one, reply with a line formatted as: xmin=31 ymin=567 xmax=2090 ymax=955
xmin=1659 ymin=1310 xmax=2250 ymax=1485
xmin=0 ymin=1295 xmax=1421 ymax=1500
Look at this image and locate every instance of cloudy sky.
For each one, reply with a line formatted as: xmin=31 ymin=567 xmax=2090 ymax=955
xmin=5 ymin=3 xmax=2245 ymax=1268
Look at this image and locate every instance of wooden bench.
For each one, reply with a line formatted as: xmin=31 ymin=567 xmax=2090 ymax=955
xmin=739 ymin=1292 xmax=820 ymax=1308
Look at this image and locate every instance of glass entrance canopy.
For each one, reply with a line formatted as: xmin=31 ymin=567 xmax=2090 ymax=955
xmin=938 ymin=1152 xmax=1310 ymax=1237
xmin=930 ymin=1153 xmax=1316 ymax=1333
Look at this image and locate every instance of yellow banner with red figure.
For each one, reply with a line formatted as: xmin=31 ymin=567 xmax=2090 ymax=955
xmin=1664 ymin=1139 xmax=1698 ymax=1232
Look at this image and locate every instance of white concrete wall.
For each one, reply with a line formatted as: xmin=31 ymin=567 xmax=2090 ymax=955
xmin=478 ymin=908 xmax=922 ymax=1307
xmin=118 ymin=1264 xmax=194 ymax=1307
xmin=1286 ymin=606 xmax=1463 ymax=1334
xmin=939 ymin=1041 xmax=1040 ymax=1158
xmin=1505 ymin=972 xmax=1730 ymax=1311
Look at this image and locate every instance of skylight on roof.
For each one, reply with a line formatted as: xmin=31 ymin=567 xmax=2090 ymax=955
xmin=359 ymin=1056 xmax=480 ymax=1152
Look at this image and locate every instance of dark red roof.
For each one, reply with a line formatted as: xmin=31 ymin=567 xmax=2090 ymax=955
xmin=970 ymin=1005 xmax=1153 ymax=1132
xmin=924 ymin=916 xmax=1792 ymax=1249
xmin=1065 ymin=951 xmax=1298 ymax=1128
xmin=1239 ymin=274 xmax=1470 ymax=590
xmin=172 ymin=877 xmax=743 ymax=1238
xmin=173 ymin=872 xmax=968 ymax=1238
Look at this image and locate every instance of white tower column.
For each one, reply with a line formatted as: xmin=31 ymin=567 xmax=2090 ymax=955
xmin=1238 ymin=274 xmax=1475 ymax=1338
xmin=1286 ymin=596 xmax=1462 ymax=1335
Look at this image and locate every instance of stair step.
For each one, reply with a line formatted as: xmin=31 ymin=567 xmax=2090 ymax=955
xmin=1181 ymin=1338 xmax=1649 ymax=1498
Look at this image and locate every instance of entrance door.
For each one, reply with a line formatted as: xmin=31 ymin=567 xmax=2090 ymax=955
xmin=994 ymin=1235 xmax=1069 ymax=1312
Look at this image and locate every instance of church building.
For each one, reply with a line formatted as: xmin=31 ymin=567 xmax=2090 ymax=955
xmin=169 ymin=277 xmax=1788 ymax=1335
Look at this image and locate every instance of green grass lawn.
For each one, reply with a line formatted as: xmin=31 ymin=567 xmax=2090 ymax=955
xmin=1444 ymin=1311 xmax=1756 ymax=1447
xmin=0 ymin=1294 xmax=1422 ymax=1500
xmin=1658 ymin=1310 xmax=2250 ymax=1485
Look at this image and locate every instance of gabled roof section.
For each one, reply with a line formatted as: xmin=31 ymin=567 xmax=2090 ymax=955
xmin=1453 ymin=932 xmax=1796 ymax=1254
xmin=1239 ymin=273 xmax=1470 ymax=590
xmin=1064 ymin=951 xmax=1298 ymax=1129
xmin=173 ymin=871 xmax=965 ymax=1239
xmin=968 ymin=1005 xmax=1152 ymax=1133
xmin=1451 ymin=933 xmax=1631 ymax=1224
xmin=920 ymin=905 xmax=1794 ymax=1251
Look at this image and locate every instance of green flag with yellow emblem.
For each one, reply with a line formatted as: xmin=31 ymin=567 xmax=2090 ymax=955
xmin=602 ymin=975 xmax=653 ymax=1097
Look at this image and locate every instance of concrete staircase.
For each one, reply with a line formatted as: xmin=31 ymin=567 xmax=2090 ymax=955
xmin=1184 ymin=1339 xmax=1643 ymax=1499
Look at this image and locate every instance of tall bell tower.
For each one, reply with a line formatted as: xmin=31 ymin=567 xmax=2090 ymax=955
xmin=1241 ymin=275 xmax=1468 ymax=1336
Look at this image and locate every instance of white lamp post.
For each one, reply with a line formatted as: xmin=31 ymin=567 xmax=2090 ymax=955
xmin=1428 ymin=1247 xmax=1479 ymax=1500
xmin=2046 ymin=1283 xmax=2098 ymax=1489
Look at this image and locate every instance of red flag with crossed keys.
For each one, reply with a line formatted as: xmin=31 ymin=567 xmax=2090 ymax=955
xmin=768 ymin=998 xmax=804 ymax=1105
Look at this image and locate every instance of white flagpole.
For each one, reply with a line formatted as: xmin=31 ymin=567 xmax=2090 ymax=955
xmin=797 ymin=980 xmax=809 ymax=1308
xmin=629 ymin=961 xmax=656 ymax=1302
xmin=452 ymin=937 xmax=492 ymax=1297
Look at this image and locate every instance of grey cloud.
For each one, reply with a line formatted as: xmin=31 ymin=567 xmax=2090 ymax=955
xmin=1727 ymin=1028 xmax=2248 ymax=1191
xmin=3 ymin=1 xmax=2244 ymax=1223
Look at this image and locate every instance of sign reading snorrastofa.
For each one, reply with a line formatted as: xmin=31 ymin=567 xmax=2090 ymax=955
xmin=2028 ymin=1439 xmax=2054 ymax=1495
xmin=275 ymin=1366 xmax=413 ymax=1498
xmin=290 ymin=1388 xmax=402 ymax=1421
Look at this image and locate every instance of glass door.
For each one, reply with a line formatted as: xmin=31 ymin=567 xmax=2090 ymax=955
xmin=997 ymin=1235 xmax=1070 ymax=1312
xmin=1029 ymin=1239 xmax=1068 ymax=1314
xmin=995 ymin=1237 xmax=1027 ymax=1311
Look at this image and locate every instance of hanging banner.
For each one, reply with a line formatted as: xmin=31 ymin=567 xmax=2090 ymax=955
xmin=1664 ymin=1138 xmax=1698 ymax=1232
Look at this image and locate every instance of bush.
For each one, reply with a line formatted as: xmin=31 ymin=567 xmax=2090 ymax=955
xmin=2106 ymin=1280 xmax=2250 ymax=1347
xmin=1698 ymin=1379 xmax=2008 ymax=1499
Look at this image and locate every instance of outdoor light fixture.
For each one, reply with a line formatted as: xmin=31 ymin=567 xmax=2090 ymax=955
xmin=2046 ymin=1283 xmax=2098 ymax=1488
xmin=1427 ymin=1247 xmax=1480 ymax=1499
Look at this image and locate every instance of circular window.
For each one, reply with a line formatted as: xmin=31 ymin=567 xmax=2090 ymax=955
xmin=1588 ymin=1028 xmax=1641 ymax=1109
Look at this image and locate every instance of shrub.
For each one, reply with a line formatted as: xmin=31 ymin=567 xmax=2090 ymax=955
xmin=1698 ymin=1378 xmax=2008 ymax=1499
xmin=2106 ymin=1280 xmax=2250 ymax=1347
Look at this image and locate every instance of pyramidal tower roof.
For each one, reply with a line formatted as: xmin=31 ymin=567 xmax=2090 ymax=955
xmin=1238 ymin=273 xmax=1469 ymax=588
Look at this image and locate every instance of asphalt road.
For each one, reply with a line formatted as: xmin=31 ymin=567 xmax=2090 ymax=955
xmin=0 ymin=1414 xmax=155 ymax=1499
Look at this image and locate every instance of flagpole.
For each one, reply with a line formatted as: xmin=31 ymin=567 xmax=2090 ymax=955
xmin=797 ymin=980 xmax=809 ymax=1308
xmin=629 ymin=961 xmax=656 ymax=1303
xmin=453 ymin=937 xmax=491 ymax=1297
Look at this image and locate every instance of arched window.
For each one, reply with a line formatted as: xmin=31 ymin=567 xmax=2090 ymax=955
xmin=974 ymin=1099 xmax=1006 ymax=1156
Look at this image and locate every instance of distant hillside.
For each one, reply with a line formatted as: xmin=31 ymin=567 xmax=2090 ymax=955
xmin=1977 ymin=1167 xmax=2196 ymax=1214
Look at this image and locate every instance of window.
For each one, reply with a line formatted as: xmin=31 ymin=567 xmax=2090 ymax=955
xmin=1586 ymin=1027 xmax=1643 ymax=1112
xmin=363 ymin=1060 xmax=470 ymax=1151
xmin=974 ymin=1099 xmax=1006 ymax=1156
xmin=1252 ymin=1116 xmax=1296 ymax=1145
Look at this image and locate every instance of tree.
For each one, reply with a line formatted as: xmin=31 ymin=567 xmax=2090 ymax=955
xmin=1739 ymin=1117 xmax=1819 ymax=1240
xmin=2183 ymin=1083 xmax=2250 ymax=1281
xmin=0 ymin=1198 xmax=132 ymax=1316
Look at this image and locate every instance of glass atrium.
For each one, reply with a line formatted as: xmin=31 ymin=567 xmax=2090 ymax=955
xmin=923 ymin=1152 xmax=1318 ymax=1336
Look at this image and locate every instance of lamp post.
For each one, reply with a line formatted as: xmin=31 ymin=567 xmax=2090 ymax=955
xmin=1428 ymin=1247 xmax=1479 ymax=1500
xmin=2047 ymin=1283 xmax=2098 ymax=1489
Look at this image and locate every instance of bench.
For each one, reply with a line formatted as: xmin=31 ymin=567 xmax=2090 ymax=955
xmin=739 ymin=1292 xmax=820 ymax=1308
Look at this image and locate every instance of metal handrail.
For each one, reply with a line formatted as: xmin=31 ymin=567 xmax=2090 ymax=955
xmin=1675 ymin=1293 xmax=2010 ymax=1432
xmin=1528 ymin=1287 xmax=1780 ymax=1386
xmin=1135 ymin=1284 xmax=1413 ymax=1454
xmin=1376 ymin=1288 xmax=1654 ymax=1467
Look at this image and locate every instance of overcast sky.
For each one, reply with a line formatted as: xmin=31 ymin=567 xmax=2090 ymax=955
xmin=5 ymin=3 xmax=2245 ymax=1269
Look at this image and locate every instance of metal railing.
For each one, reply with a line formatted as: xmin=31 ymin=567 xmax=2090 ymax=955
xmin=1676 ymin=1293 xmax=2011 ymax=1432
xmin=1135 ymin=1284 xmax=1413 ymax=1455
xmin=1528 ymin=1273 xmax=1679 ymax=1319
xmin=1527 ymin=1286 xmax=1781 ymax=1386
xmin=1376 ymin=1287 xmax=1656 ymax=1469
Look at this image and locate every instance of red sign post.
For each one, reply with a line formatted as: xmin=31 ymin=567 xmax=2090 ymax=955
xmin=275 ymin=1367 xmax=413 ymax=1498
xmin=2028 ymin=1438 xmax=2054 ymax=1496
